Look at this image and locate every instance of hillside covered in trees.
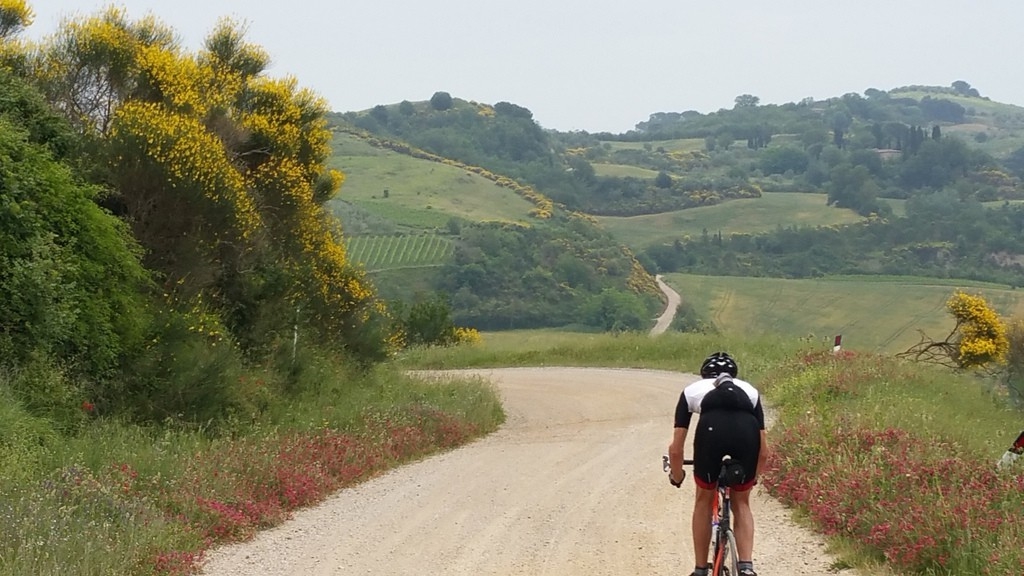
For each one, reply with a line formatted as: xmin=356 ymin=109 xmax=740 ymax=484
xmin=331 ymin=80 xmax=1024 ymax=295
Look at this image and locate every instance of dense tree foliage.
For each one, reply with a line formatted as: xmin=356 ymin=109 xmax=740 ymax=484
xmin=643 ymin=194 xmax=1024 ymax=287
xmin=435 ymin=219 xmax=661 ymax=330
xmin=0 ymin=6 xmax=399 ymax=425
xmin=29 ymin=9 xmax=393 ymax=365
xmin=0 ymin=73 xmax=149 ymax=379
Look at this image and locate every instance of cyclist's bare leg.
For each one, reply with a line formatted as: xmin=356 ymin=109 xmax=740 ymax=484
xmin=731 ymin=488 xmax=754 ymax=561
xmin=692 ymin=486 xmax=716 ymax=567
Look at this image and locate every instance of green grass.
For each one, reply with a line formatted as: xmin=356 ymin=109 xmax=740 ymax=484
xmin=661 ymin=273 xmax=1024 ymax=355
xmin=0 ymin=363 xmax=504 ymax=575
xmin=762 ymin=351 xmax=1024 ymax=574
xmin=397 ymin=330 xmax=796 ymax=378
xmin=598 ymin=138 xmax=706 ymax=152
xmin=591 ymin=163 xmax=661 ymax=178
xmin=595 ymin=192 xmax=865 ymax=249
xmin=327 ymin=132 xmax=536 ymax=230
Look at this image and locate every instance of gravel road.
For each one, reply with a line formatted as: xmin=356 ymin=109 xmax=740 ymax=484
xmin=651 ymin=275 xmax=681 ymax=336
xmin=200 ymin=367 xmax=852 ymax=576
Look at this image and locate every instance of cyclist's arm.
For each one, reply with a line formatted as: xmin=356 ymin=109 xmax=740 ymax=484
xmin=669 ymin=392 xmax=693 ymax=483
xmin=754 ymin=397 xmax=768 ymax=475
xmin=668 ymin=426 xmax=687 ymax=483
xmin=757 ymin=429 xmax=768 ymax=476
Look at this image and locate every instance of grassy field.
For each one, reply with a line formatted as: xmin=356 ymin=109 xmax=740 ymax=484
xmin=327 ymin=132 xmax=537 ymax=230
xmin=598 ymin=138 xmax=706 ymax=152
xmin=397 ymin=329 xmax=794 ymax=376
xmin=595 ymin=192 xmax=865 ymax=249
xmin=591 ymin=163 xmax=661 ymax=178
xmin=662 ymin=273 xmax=1024 ymax=354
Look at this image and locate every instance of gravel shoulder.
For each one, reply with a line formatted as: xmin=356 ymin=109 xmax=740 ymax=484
xmin=200 ymin=367 xmax=850 ymax=576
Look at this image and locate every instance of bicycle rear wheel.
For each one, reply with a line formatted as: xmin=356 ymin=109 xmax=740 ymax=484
xmin=711 ymin=529 xmax=740 ymax=576
xmin=722 ymin=529 xmax=739 ymax=576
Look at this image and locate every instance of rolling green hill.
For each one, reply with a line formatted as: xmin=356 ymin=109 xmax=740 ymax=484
xmin=326 ymin=84 xmax=1024 ymax=339
xmin=663 ymin=273 xmax=1024 ymax=354
xmin=889 ymin=88 xmax=1024 ymax=157
xmin=596 ymin=192 xmax=867 ymax=250
xmin=327 ymin=130 xmax=538 ymax=232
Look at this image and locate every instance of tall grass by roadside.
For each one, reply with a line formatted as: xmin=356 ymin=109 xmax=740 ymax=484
xmin=396 ymin=330 xmax=798 ymax=377
xmin=0 ymin=365 xmax=504 ymax=576
xmin=760 ymin=350 xmax=1024 ymax=575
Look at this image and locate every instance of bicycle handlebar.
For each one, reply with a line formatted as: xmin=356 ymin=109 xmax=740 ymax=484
xmin=662 ymin=454 xmax=694 ymax=472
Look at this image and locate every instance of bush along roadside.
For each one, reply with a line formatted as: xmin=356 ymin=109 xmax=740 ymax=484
xmin=759 ymin=350 xmax=1024 ymax=575
xmin=0 ymin=399 xmax=502 ymax=576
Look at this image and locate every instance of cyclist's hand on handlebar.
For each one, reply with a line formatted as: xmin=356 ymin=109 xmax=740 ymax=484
xmin=663 ymin=454 xmax=685 ymax=487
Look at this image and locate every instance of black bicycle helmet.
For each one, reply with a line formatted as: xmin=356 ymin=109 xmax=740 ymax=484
xmin=700 ymin=351 xmax=738 ymax=379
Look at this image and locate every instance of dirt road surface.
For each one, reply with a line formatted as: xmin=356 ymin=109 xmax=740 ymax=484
xmin=650 ymin=275 xmax=681 ymax=336
xmin=200 ymin=367 xmax=849 ymax=576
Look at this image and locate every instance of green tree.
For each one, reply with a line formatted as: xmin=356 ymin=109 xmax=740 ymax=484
xmin=371 ymin=104 xmax=389 ymax=123
xmin=827 ymin=163 xmax=880 ymax=215
xmin=734 ymin=94 xmax=760 ymax=108
xmin=899 ymin=138 xmax=972 ymax=189
xmin=759 ymin=146 xmax=809 ymax=175
xmin=430 ymin=91 xmax=453 ymax=111
xmin=580 ymin=289 xmax=647 ymax=332
xmin=0 ymin=117 xmax=149 ymax=379
xmin=655 ymin=171 xmax=673 ymax=188
xmin=397 ymin=294 xmax=458 ymax=347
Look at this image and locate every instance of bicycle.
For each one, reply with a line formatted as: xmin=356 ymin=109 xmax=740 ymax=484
xmin=663 ymin=455 xmax=742 ymax=576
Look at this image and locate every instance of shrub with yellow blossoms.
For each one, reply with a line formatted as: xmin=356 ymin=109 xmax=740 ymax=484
xmin=899 ymin=290 xmax=1008 ymax=370
xmin=946 ymin=290 xmax=1008 ymax=368
xmin=30 ymin=9 xmax=399 ymax=363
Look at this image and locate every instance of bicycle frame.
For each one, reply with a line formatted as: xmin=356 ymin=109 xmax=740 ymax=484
xmin=663 ymin=455 xmax=741 ymax=576
xmin=709 ymin=461 xmax=738 ymax=576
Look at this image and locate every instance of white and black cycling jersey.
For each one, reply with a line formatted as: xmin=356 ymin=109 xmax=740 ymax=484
xmin=674 ymin=375 xmax=765 ymax=430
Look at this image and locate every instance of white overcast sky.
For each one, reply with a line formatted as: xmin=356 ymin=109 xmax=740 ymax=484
xmin=26 ymin=1 xmax=1024 ymax=134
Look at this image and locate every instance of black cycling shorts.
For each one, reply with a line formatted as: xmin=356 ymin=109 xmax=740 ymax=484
xmin=692 ymin=409 xmax=761 ymax=491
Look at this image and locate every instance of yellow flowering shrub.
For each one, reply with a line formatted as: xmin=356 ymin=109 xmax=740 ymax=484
xmin=452 ymin=326 xmax=483 ymax=345
xmin=0 ymin=0 xmax=32 ymax=39
xmin=946 ymin=290 xmax=1008 ymax=368
xmin=33 ymin=10 xmax=398 ymax=363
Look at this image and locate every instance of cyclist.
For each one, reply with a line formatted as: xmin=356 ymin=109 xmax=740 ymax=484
xmin=667 ymin=351 xmax=768 ymax=576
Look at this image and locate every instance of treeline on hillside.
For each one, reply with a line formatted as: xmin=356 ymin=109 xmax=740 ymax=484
xmin=331 ymin=94 xmax=778 ymax=215
xmin=339 ymin=81 xmax=1024 ymax=292
xmin=619 ymin=81 xmax=1003 ymax=141
xmin=555 ymin=86 xmax=1024 ymax=219
xmin=642 ymin=191 xmax=1024 ymax=286
xmin=335 ymin=82 xmax=1024 ymax=224
xmin=0 ymin=6 xmax=448 ymax=430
